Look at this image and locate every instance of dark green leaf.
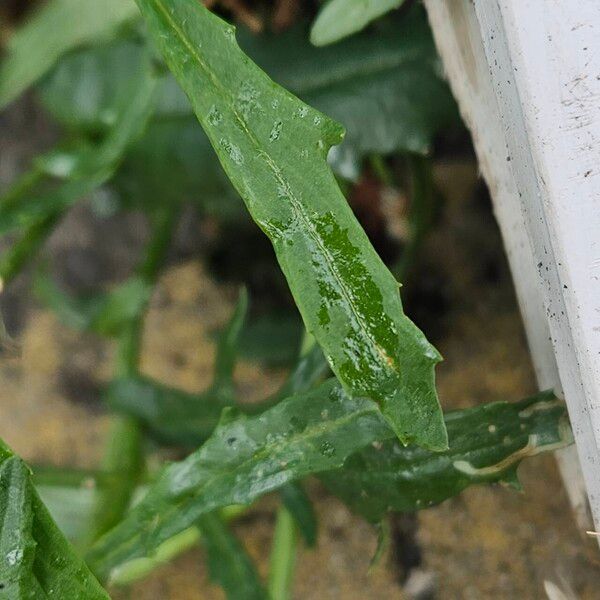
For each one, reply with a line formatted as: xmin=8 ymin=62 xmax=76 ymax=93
xmin=281 ymin=482 xmax=317 ymax=547
xmin=135 ymin=0 xmax=447 ymax=450
xmin=0 ymin=442 xmax=109 ymax=598
xmin=107 ymin=376 xmax=225 ymax=448
xmin=0 ymin=0 xmax=138 ymax=109
xmin=114 ymin=118 xmax=242 ymax=216
xmin=320 ymin=391 xmax=573 ymax=521
xmin=310 ymin=0 xmax=404 ymax=46
xmin=87 ymin=385 xmax=571 ymax=580
xmin=197 ymin=513 xmax=268 ymax=600
xmin=237 ymin=313 xmax=303 ymax=367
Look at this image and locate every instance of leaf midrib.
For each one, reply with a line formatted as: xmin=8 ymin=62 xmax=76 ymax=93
xmin=93 ymin=398 xmax=385 ymax=573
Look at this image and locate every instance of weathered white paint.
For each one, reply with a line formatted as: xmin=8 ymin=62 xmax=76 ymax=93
xmin=424 ymin=0 xmax=600 ymax=530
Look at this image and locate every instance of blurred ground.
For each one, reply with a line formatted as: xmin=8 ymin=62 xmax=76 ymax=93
xmin=1 ymin=97 xmax=600 ymax=599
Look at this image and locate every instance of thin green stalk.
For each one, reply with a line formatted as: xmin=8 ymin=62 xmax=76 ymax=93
xmin=394 ymin=154 xmax=437 ymax=281
xmin=0 ymin=213 xmax=59 ymax=287
xmin=89 ymin=208 xmax=178 ymax=543
xmin=268 ymin=507 xmax=298 ymax=600
xmin=369 ymin=154 xmax=394 ymax=188
xmin=0 ymin=166 xmax=44 ymax=211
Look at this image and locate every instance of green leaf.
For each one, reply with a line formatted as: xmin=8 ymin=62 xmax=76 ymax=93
xmin=237 ymin=313 xmax=304 ymax=367
xmin=311 ymin=0 xmax=404 ymax=46
xmin=240 ymin=8 xmax=459 ymax=173
xmin=108 ymin=332 xmax=327 ymax=449
xmin=115 ymin=118 xmax=243 ymax=216
xmin=87 ymin=385 xmax=571 ymax=580
xmin=87 ymin=379 xmax=389 ymax=580
xmin=38 ymin=38 xmax=152 ymax=133
xmin=0 ymin=443 xmax=109 ymax=598
xmin=34 ymin=273 xmax=152 ymax=337
xmin=197 ymin=514 xmax=268 ymax=600
xmin=39 ymin=9 xmax=457 ymax=178
xmin=0 ymin=60 xmax=156 ymax=235
xmin=135 ymin=0 xmax=446 ymax=450
xmin=281 ymin=482 xmax=317 ymax=547
xmin=107 ymin=376 xmax=226 ymax=448
xmin=213 ymin=288 xmax=249 ymax=391
xmin=320 ymin=391 xmax=573 ymax=521
xmin=0 ymin=0 xmax=138 ymax=109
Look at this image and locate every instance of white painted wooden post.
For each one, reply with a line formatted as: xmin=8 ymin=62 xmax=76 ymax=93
xmin=424 ymin=0 xmax=600 ymax=533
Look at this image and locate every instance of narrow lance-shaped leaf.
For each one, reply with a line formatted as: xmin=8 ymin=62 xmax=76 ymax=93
xmin=311 ymin=0 xmax=405 ymax=47
xmin=197 ymin=514 xmax=268 ymax=600
xmin=136 ymin=0 xmax=446 ymax=450
xmin=87 ymin=383 xmax=570 ymax=581
xmin=320 ymin=391 xmax=573 ymax=521
xmin=0 ymin=0 xmax=137 ymax=109
xmin=281 ymin=482 xmax=317 ymax=548
xmin=0 ymin=442 xmax=109 ymax=598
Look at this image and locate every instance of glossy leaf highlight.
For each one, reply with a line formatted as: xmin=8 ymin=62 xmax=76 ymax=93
xmin=135 ymin=0 xmax=447 ymax=450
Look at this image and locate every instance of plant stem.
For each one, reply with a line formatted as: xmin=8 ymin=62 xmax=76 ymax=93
xmin=369 ymin=154 xmax=394 ymax=188
xmin=268 ymin=506 xmax=298 ymax=600
xmin=0 ymin=213 xmax=59 ymax=288
xmin=89 ymin=207 xmax=178 ymax=543
xmin=394 ymin=154 xmax=437 ymax=281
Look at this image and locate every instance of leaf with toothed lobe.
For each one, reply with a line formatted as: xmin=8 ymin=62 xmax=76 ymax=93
xmin=134 ymin=0 xmax=447 ymax=451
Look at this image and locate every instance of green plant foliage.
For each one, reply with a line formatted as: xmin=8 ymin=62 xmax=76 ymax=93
xmin=0 ymin=0 xmax=138 ymax=109
xmin=87 ymin=379 xmax=389 ymax=579
xmin=197 ymin=513 xmax=268 ymax=600
xmin=311 ymin=0 xmax=404 ymax=46
xmin=268 ymin=506 xmax=297 ymax=600
xmin=0 ymin=1 xmax=576 ymax=595
xmin=135 ymin=0 xmax=447 ymax=450
xmin=39 ymin=7 xmax=457 ymax=181
xmin=0 ymin=64 xmax=156 ymax=236
xmin=240 ymin=9 xmax=458 ymax=175
xmin=107 ymin=290 xmax=248 ymax=447
xmin=107 ymin=332 xmax=326 ymax=449
xmin=115 ymin=119 xmax=242 ymax=216
xmin=281 ymin=482 xmax=317 ymax=547
xmin=87 ymin=382 xmax=569 ymax=581
xmin=0 ymin=442 xmax=109 ymax=598
xmin=39 ymin=39 xmax=151 ymax=133
xmin=34 ymin=274 xmax=152 ymax=337
xmin=34 ymin=468 xmax=108 ymax=546
xmin=320 ymin=391 xmax=573 ymax=521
